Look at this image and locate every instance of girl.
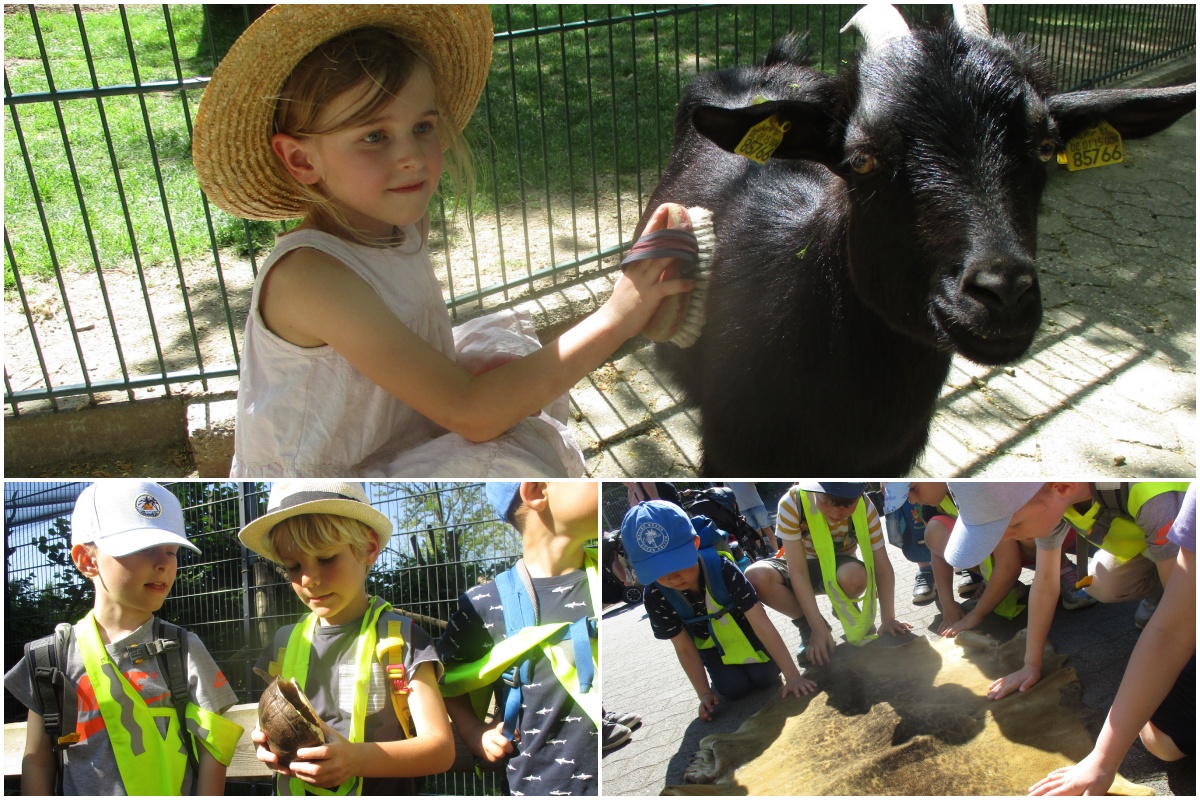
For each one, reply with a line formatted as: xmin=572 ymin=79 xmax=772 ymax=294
xmin=193 ymin=5 xmax=693 ymax=478
xmin=239 ymin=481 xmax=453 ymax=794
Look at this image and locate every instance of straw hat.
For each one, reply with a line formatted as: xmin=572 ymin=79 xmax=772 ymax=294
xmin=238 ymin=481 xmax=393 ymax=564
xmin=192 ymin=4 xmax=493 ymax=221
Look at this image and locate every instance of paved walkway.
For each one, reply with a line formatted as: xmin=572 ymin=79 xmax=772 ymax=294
xmin=599 ymin=509 xmax=1195 ymax=796
xmin=572 ymin=65 xmax=1196 ymax=478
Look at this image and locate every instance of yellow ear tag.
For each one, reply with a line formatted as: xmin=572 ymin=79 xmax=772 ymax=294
xmin=735 ymin=114 xmax=792 ymax=164
xmin=1061 ymin=121 xmax=1124 ymax=171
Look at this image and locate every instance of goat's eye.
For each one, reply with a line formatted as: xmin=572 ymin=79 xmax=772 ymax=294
xmin=1036 ymin=138 xmax=1057 ymax=162
xmin=849 ymin=152 xmax=878 ymax=175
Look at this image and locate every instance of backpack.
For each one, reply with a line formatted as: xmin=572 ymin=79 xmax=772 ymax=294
xmin=681 ymin=487 xmax=762 ymax=554
xmin=655 ymin=515 xmax=736 ymax=637
xmin=24 ymin=618 xmax=198 ymax=795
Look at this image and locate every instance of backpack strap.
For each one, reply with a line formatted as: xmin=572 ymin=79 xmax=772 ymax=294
xmin=495 ymin=561 xmax=538 ymax=742
xmin=142 ymin=619 xmax=199 ymax=795
xmin=25 ymin=623 xmax=75 ymax=794
xmin=375 ymin=617 xmax=416 ymax=739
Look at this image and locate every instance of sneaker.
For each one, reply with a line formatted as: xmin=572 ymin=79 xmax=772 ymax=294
xmin=1060 ymin=564 xmax=1098 ymax=610
xmin=1134 ymin=598 xmax=1157 ymax=630
xmin=957 ymin=569 xmax=984 ymax=597
xmin=604 ymin=710 xmax=642 ymax=731
xmin=794 ymin=617 xmax=812 ymax=664
xmin=912 ymin=569 xmax=936 ymax=605
xmin=602 ymin=719 xmax=632 ymax=751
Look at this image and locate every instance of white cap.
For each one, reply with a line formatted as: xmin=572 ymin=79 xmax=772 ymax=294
xmin=944 ymin=482 xmax=1043 ymax=569
xmin=71 ymin=481 xmax=200 ymax=557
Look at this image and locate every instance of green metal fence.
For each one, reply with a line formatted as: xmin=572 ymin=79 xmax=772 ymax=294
xmin=4 ymin=479 xmax=525 ymax=794
xmin=4 ymin=4 xmax=1195 ymax=415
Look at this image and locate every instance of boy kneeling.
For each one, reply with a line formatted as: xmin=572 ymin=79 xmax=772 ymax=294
xmin=621 ymin=501 xmax=815 ymax=721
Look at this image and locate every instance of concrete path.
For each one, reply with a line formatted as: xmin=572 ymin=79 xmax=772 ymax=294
xmin=572 ymin=69 xmax=1196 ymax=479
xmin=599 ymin=491 xmax=1195 ymax=796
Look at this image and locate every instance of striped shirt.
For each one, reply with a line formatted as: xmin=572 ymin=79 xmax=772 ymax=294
xmin=776 ymin=487 xmax=885 ymax=560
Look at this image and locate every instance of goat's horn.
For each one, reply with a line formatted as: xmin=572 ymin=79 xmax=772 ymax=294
xmin=953 ymin=4 xmax=991 ymax=37
xmin=840 ymin=5 xmax=910 ymax=50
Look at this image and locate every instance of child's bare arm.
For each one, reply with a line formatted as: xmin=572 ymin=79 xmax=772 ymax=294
xmin=290 ymin=662 xmax=454 ymax=788
xmin=743 ymin=603 xmax=817 ymax=697
xmin=989 ymin=544 xmax=1059 ymax=700
xmin=668 ymin=630 xmax=719 ymax=720
xmin=195 ymin=743 xmax=228 ymax=796
xmin=261 ymin=206 xmax=693 ymax=443
xmin=21 ymin=711 xmax=55 ymax=796
xmin=443 ymin=691 xmax=512 ymax=763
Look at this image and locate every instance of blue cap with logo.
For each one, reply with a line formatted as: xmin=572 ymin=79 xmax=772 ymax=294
xmin=619 ymin=500 xmax=699 ymax=585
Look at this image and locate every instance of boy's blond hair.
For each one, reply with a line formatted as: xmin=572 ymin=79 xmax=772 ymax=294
xmin=269 ymin=512 xmax=376 ymax=563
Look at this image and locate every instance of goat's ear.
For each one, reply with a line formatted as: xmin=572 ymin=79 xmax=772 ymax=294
xmin=1048 ymin=83 xmax=1195 ymax=142
xmin=691 ymin=101 xmax=843 ymax=166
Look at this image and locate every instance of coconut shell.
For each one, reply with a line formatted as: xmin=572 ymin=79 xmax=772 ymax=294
xmin=258 ymin=678 xmax=325 ymax=765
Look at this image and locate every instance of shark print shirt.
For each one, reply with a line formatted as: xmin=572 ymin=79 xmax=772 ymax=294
xmin=440 ymin=568 xmax=598 ymax=795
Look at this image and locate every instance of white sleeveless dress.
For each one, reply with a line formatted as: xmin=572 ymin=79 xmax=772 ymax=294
xmin=230 ymin=227 xmax=585 ymax=478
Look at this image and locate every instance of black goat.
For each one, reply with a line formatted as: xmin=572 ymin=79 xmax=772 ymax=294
xmin=637 ymin=4 xmax=1195 ymax=477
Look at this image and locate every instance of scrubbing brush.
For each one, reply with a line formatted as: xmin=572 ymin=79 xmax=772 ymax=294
xmin=619 ymin=205 xmax=715 ymax=348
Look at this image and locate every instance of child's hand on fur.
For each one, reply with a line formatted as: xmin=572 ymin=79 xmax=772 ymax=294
xmin=781 ymin=672 xmax=818 ymax=699
xmin=600 ymin=203 xmax=696 ymax=341
xmin=698 ymin=691 xmax=720 ymax=721
xmin=290 ymin=722 xmax=361 ymax=789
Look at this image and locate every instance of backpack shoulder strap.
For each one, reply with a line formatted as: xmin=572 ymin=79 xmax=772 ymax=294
xmin=698 ymin=548 xmax=733 ymax=610
xmin=25 ymin=623 xmax=74 ymax=793
xmin=151 ymin=619 xmax=199 ymax=792
xmin=494 ymin=562 xmax=538 ymax=742
xmin=375 ymin=614 xmax=416 ymax=739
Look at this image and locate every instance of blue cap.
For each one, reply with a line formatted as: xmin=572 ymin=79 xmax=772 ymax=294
xmin=486 ymin=482 xmax=522 ymax=525
xmin=619 ymin=501 xmax=699 ymax=585
xmin=797 ymin=481 xmax=867 ymax=499
xmin=945 ymin=482 xmax=1043 ymax=569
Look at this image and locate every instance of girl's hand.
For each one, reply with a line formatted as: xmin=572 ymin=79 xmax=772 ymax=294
xmin=698 ymin=691 xmax=720 ymax=721
xmin=291 ymin=722 xmax=361 ymax=789
xmin=602 ymin=203 xmax=697 ymax=341
xmin=781 ymin=673 xmax=818 ymax=699
xmin=1028 ymin=751 xmax=1116 ymax=796
xmin=251 ymin=724 xmax=294 ymax=776
xmin=937 ymin=599 xmax=967 ymax=636
xmin=477 ymin=721 xmax=516 ymax=763
xmin=938 ymin=607 xmax=981 ymax=638
xmin=988 ymin=664 xmax=1041 ymax=700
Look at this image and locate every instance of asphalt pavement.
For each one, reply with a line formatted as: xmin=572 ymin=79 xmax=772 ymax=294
xmin=599 ymin=522 xmax=1196 ymax=796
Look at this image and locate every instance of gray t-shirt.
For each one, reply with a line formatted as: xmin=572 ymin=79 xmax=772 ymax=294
xmin=4 ymin=616 xmax=238 ymax=796
xmin=255 ymin=609 xmax=441 ymax=796
xmin=1036 ymin=484 xmax=1183 ymax=562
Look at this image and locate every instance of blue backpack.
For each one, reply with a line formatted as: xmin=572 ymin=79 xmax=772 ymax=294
xmin=654 ymin=515 xmax=741 ymax=651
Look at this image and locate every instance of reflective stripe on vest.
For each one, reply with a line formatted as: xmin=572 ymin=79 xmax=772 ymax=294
xmin=799 ymin=491 xmax=878 ymax=646
xmin=1063 ymin=483 xmax=1189 ymax=562
xmin=279 ymin=596 xmax=391 ymax=796
xmin=978 ymin=555 xmax=1027 ymax=620
xmin=439 ymin=552 xmax=601 ymax=728
xmin=74 ymin=612 xmax=188 ymax=795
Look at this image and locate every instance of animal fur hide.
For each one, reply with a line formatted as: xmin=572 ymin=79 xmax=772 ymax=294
xmin=663 ymin=631 xmax=1152 ymax=796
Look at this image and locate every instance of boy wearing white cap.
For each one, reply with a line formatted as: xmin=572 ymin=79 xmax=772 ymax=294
xmin=945 ymin=482 xmax=1187 ymax=701
xmin=238 ymin=480 xmax=453 ymax=795
xmin=4 ymin=481 xmax=243 ymax=795
xmin=439 ymin=482 xmax=600 ymax=795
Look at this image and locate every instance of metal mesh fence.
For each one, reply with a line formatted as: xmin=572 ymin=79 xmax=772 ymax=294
xmin=4 ymin=4 xmax=1195 ymax=414
xmin=3 ymin=479 xmax=530 ymax=794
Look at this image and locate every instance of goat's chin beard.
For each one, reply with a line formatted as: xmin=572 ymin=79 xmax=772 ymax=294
xmin=930 ymin=305 xmax=1040 ymax=365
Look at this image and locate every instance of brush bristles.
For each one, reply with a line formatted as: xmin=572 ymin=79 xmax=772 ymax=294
xmin=666 ymin=206 xmax=714 ymax=348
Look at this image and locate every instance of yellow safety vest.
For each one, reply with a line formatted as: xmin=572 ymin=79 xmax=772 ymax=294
xmin=682 ymin=552 xmax=770 ymax=665
xmin=74 ymin=613 xmax=243 ymax=795
xmin=440 ymin=552 xmax=600 ymax=728
xmin=277 ymin=597 xmax=393 ymax=796
xmin=1062 ymin=482 xmax=1190 ymax=562
xmin=798 ymin=491 xmax=878 ymax=646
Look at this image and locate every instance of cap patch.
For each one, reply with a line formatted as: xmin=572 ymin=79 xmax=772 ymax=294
xmin=135 ymin=494 xmax=163 ymax=518
xmin=635 ymin=521 xmax=670 ymax=554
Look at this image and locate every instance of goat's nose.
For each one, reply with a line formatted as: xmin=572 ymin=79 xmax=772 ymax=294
xmin=961 ymin=256 xmax=1038 ymax=310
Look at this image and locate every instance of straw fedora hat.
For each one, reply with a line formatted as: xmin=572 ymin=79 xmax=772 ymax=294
xmin=238 ymin=481 xmax=393 ymax=564
xmin=192 ymin=4 xmax=493 ymax=221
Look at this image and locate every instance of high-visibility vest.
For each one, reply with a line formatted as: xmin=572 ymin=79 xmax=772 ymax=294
xmin=1062 ymin=482 xmax=1189 ymax=562
xmin=797 ymin=490 xmax=878 ymax=646
xmin=657 ymin=548 xmax=770 ymax=666
xmin=440 ymin=550 xmax=600 ymax=734
xmin=277 ymin=597 xmax=394 ymax=796
xmin=934 ymin=495 xmax=1024 ymax=619
xmin=75 ymin=612 xmax=243 ymax=795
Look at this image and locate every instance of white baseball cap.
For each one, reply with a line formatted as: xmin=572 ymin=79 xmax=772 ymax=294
xmin=71 ymin=481 xmax=199 ymax=557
